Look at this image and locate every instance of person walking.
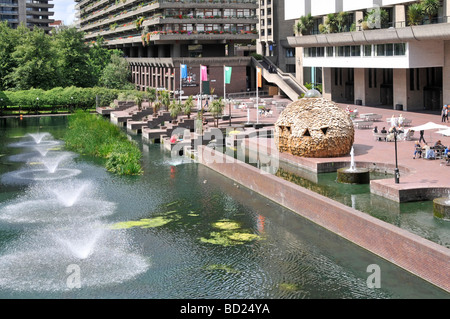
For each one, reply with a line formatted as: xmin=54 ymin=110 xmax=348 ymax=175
xmin=446 ymin=105 xmax=449 ymax=122
xmin=442 ymin=105 xmax=448 ymax=123
xmin=419 ymin=130 xmax=426 ymax=144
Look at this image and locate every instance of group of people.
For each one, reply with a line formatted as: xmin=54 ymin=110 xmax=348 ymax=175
xmin=345 ymin=106 xmax=358 ymax=118
xmin=413 ymin=139 xmax=449 ymax=161
xmin=373 ymin=124 xmax=414 ymax=141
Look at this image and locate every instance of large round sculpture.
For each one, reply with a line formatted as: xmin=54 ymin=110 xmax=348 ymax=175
xmin=275 ymin=96 xmax=355 ymax=158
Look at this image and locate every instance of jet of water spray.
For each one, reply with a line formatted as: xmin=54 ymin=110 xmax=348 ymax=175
xmin=41 ymin=153 xmax=71 ymax=173
xmin=349 ymin=146 xmax=356 ymax=172
xmin=27 ymin=132 xmax=51 ymax=144
xmin=49 ymin=181 xmax=91 ymax=207
xmin=53 ymin=228 xmax=105 ymax=260
xmin=33 ymin=145 xmax=51 ymax=157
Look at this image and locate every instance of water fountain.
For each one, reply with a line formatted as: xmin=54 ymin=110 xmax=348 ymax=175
xmin=0 ymin=180 xmax=117 ymax=224
xmin=433 ymin=190 xmax=450 ymax=221
xmin=0 ymin=223 xmax=151 ymax=292
xmin=33 ymin=145 xmax=51 ymax=157
xmin=337 ymin=146 xmax=370 ymax=184
xmin=2 ymin=150 xmax=81 ymax=185
xmin=40 ymin=153 xmax=72 ymax=174
xmin=8 ymin=132 xmax=62 ymax=149
xmin=27 ymin=132 xmax=51 ymax=144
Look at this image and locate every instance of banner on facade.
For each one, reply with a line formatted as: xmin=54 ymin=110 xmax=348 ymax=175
xmin=224 ymin=66 xmax=232 ymax=84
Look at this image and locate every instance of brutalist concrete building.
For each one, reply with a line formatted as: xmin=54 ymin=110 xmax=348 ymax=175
xmin=287 ymin=0 xmax=450 ymax=111
xmin=75 ymin=0 xmax=259 ymax=97
xmin=0 ymin=0 xmax=54 ymax=32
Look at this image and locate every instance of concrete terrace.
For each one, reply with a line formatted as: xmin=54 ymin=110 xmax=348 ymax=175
xmin=106 ymin=95 xmax=449 ymax=203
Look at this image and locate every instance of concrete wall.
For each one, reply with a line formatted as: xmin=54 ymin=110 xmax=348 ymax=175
xmin=444 ymin=41 xmax=450 ymax=105
xmin=409 ymin=41 xmax=445 ymax=69
xmin=196 ymin=145 xmax=450 ymax=293
xmin=393 ymin=68 xmax=408 ymax=109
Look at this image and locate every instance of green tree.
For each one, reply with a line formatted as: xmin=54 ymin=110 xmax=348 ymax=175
xmin=159 ymin=90 xmax=170 ymax=111
xmin=408 ymin=3 xmax=425 ymax=26
xmin=209 ymin=98 xmax=224 ymax=127
xmin=294 ymin=13 xmax=314 ymax=35
xmin=7 ymin=27 xmax=57 ymax=90
xmin=133 ymin=91 xmax=144 ymax=111
xmin=53 ymin=27 xmax=93 ymax=87
xmin=0 ymin=22 xmax=23 ymax=90
xmin=421 ymin=0 xmax=440 ymax=24
xmin=169 ymin=99 xmax=182 ymax=121
xmin=99 ymin=52 xmax=134 ymax=90
xmin=146 ymin=87 xmax=157 ymax=111
xmin=335 ymin=12 xmax=349 ymax=33
xmin=183 ymin=95 xmax=194 ymax=119
xmin=88 ymin=37 xmax=120 ymax=86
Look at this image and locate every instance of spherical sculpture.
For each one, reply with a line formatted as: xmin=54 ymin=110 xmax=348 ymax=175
xmin=274 ymin=97 xmax=355 ymax=158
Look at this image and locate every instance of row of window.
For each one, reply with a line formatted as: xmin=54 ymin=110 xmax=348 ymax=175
xmin=304 ymin=43 xmax=407 ymax=58
xmin=163 ymin=23 xmax=254 ymax=32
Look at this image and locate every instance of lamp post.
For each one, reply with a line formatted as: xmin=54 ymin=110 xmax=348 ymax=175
xmin=36 ymin=97 xmax=39 ymax=115
xmin=393 ymin=127 xmax=400 ymax=184
xmin=0 ymin=98 xmax=3 ymax=116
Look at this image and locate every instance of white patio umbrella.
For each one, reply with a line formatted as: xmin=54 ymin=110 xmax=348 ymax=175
xmin=409 ymin=122 xmax=448 ymax=131
xmin=436 ymin=128 xmax=450 ymax=137
xmin=409 ymin=122 xmax=449 ymax=143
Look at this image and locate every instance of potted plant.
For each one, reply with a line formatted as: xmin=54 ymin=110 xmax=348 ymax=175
xmin=169 ymin=100 xmax=182 ymax=123
xmin=183 ymin=96 xmax=194 ymax=119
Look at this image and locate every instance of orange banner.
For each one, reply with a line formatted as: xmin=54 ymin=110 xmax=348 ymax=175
xmin=257 ymin=67 xmax=262 ymax=88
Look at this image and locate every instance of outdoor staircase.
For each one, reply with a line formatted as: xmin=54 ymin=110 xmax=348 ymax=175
xmin=141 ymin=113 xmax=196 ymax=141
xmin=252 ymin=57 xmax=307 ymax=101
xmin=97 ymin=100 xmax=136 ymax=116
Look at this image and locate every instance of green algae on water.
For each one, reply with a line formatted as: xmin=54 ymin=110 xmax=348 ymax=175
xmin=279 ymin=283 xmax=300 ymax=292
xmin=188 ymin=211 xmax=199 ymax=217
xmin=200 ymin=219 xmax=262 ymax=246
xmin=212 ymin=219 xmax=241 ymax=230
xmin=203 ymin=264 xmax=240 ymax=274
xmin=199 ymin=230 xmax=261 ymax=247
xmin=110 ymin=216 xmax=173 ymax=229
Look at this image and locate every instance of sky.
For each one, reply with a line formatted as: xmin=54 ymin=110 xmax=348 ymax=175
xmin=53 ymin=0 xmax=76 ymax=26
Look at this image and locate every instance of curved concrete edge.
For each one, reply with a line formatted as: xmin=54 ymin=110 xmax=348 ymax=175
xmin=196 ymin=145 xmax=450 ymax=293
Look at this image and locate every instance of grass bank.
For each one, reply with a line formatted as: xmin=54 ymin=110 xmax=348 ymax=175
xmin=64 ymin=111 xmax=143 ymax=176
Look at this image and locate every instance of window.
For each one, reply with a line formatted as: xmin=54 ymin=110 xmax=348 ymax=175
xmin=364 ymin=45 xmax=372 ymax=57
xmin=376 ymin=44 xmax=385 ymax=56
xmin=327 ymin=47 xmax=334 ymax=57
xmin=385 ymin=44 xmax=394 ymax=56
xmin=286 ymin=48 xmax=294 ymax=57
xmin=337 ymin=46 xmax=351 ymax=57
xmin=351 ymin=45 xmax=361 ymax=57
xmin=394 ymin=43 xmax=406 ymax=56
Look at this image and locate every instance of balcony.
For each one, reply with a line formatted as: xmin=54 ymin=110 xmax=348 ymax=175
xmin=26 ymin=2 xmax=54 ymax=9
xmin=27 ymin=18 xmax=54 ymax=24
xmin=288 ymin=23 xmax=450 ymax=48
xmin=103 ymin=30 xmax=257 ymax=46
xmin=26 ymin=10 xmax=54 ymax=16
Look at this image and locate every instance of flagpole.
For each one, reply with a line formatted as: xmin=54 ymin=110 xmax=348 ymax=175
xmin=200 ymin=64 xmax=203 ymax=111
xmin=256 ymin=67 xmax=259 ymax=125
xmin=179 ymin=64 xmax=182 ymax=104
xmin=224 ymin=65 xmax=226 ymax=101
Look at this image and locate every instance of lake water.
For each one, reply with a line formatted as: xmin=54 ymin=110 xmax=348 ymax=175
xmin=0 ymin=116 xmax=448 ymax=299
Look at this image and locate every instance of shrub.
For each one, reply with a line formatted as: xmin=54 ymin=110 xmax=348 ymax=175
xmin=64 ymin=111 xmax=142 ymax=175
